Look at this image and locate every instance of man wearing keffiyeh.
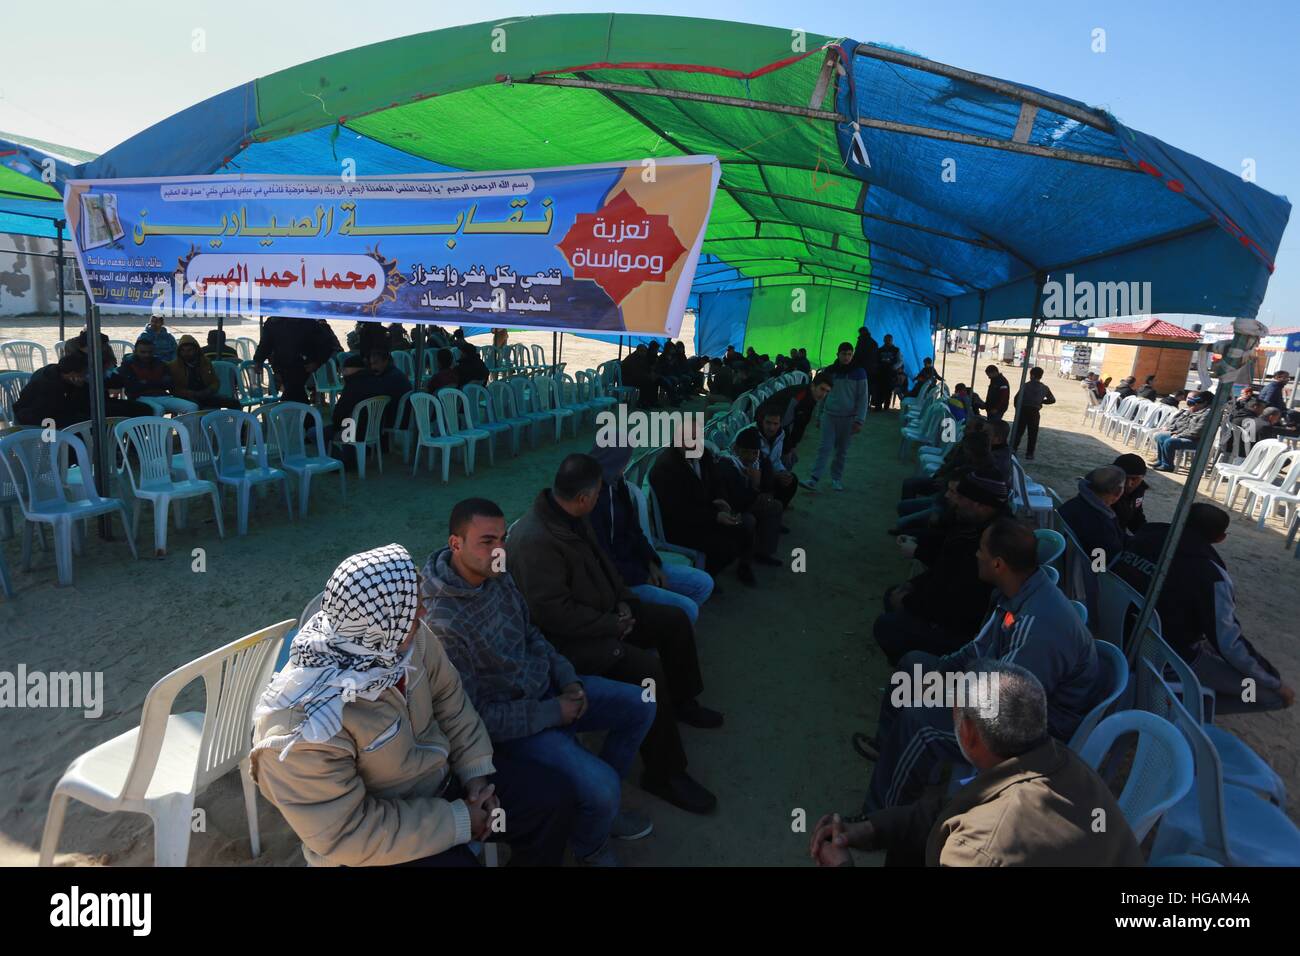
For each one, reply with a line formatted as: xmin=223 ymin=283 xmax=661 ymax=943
xmin=251 ymin=543 xmax=579 ymax=866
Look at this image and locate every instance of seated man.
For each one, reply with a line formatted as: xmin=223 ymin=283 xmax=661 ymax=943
xmin=1112 ymin=503 xmax=1293 ymax=714
xmin=753 ymin=406 xmax=799 ymax=509
xmin=874 ymin=472 xmax=1008 ymax=664
xmin=138 ymin=315 xmax=178 ymax=363
xmin=455 ymin=343 xmax=490 ymax=388
xmin=894 ymin=425 xmax=990 ymax=519
xmin=118 ymin=337 xmax=198 ymax=415
xmin=650 ymin=419 xmax=759 ymax=586
xmin=812 ymin=661 xmax=1142 ymax=866
xmin=167 ymin=335 xmax=239 ymax=409
xmin=201 ymin=329 xmax=240 ymax=362
xmin=1259 ymin=369 xmax=1291 ymax=410
xmin=862 ymin=517 xmax=1102 ymax=811
xmin=1057 ymin=464 xmax=1128 ymax=565
xmin=1151 ymin=390 xmax=1212 ymax=471
xmin=422 ymin=498 xmax=657 ymax=866
xmin=1111 ymin=454 xmax=1149 ymax=534
xmin=426 ymin=348 xmax=459 ymax=393
xmin=12 ymin=353 xmax=149 ymax=428
xmin=1138 ymin=374 xmax=1160 ymax=401
xmin=714 ymin=428 xmax=784 ymax=567
xmin=1114 ymin=376 xmax=1138 ymax=400
xmin=509 ymin=454 xmax=721 ymax=814
xmin=331 ymin=347 xmax=411 ymax=457
xmin=1248 ymin=406 xmax=1300 ymax=442
xmin=588 ymin=445 xmax=714 ymax=625
xmin=251 ymin=544 xmax=578 ymax=866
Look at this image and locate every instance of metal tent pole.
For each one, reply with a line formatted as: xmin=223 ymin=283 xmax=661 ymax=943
xmin=940 ymin=318 xmax=948 ymax=380
xmin=1013 ymin=275 xmax=1047 ymax=414
xmin=55 ymin=222 xmax=67 ymax=342
xmin=413 ymin=325 xmax=425 ymax=391
xmin=551 ymin=332 xmax=558 ymax=370
xmin=1123 ymin=380 xmax=1236 ymax=665
xmin=970 ymin=293 xmax=986 ymax=383
xmin=618 ymin=335 xmax=624 ymax=361
xmin=85 ymin=302 xmax=112 ymax=539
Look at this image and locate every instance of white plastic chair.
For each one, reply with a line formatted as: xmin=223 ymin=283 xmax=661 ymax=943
xmin=39 ymin=619 xmax=295 ymax=866
xmin=108 ymin=339 xmax=134 ymax=363
xmin=311 ymin=356 xmax=345 ymax=407
xmin=507 ymin=376 xmax=554 ymax=447
xmin=487 ymin=380 xmax=531 ymax=454
xmin=1090 ymin=391 xmax=1119 ymax=430
xmin=233 ymin=336 xmax=258 ymax=362
xmin=391 ymin=350 xmax=415 ymax=382
xmin=115 ymin=417 xmax=225 ymax=556
xmin=1076 ymin=709 xmax=1194 ymax=843
xmin=267 ymin=402 xmax=346 ymax=517
xmin=331 ymin=394 xmax=390 ymax=480
xmin=1208 ymin=438 xmax=1285 ymax=504
xmin=627 ymin=479 xmax=705 ymax=569
xmin=409 ymin=392 xmax=466 ymax=482
xmin=438 ymin=388 xmax=491 ymax=471
xmin=1135 ymin=403 xmax=1178 ymax=453
xmin=201 ymin=409 xmax=293 ymax=535
xmin=1141 ymin=661 xmax=1300 ymax=866
xmin=1067 ymin=639 xmax=1128 ymax=750
xmin=210 ymin=360 xmax=240 ymax=404
xmin=1118 ymin=399 xmax=1155 ymax=445
xmin=236 ymin=360 xmax=280 ymax=409
xmin=1238 ymin=448 xmax=1300 ymax=528
xmin=533 ymin=375 xmax=577 ymax=439
xmin=1080 ymin=386 xmax=1102 ymax=425
xmin=0 ymin=339 xmax=47 ymax=372
xmin=0 ymin=429 xmax=137 ymax=586
xmin=463 ymin=382 xmax=515 ymax=461
xmin=0 ymin=370 xmax=32 ymax=427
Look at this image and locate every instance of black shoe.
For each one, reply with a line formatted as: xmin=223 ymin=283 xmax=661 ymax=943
xmin=641 ymin=772 xmax=718 ymax=815
xmin=754 ymin=553 xmax=782 ymax=567
xmin=678 ymin=699 xmax=724 ymax=729
xmin=738 ymin=563 xmax=756 ymax=586
xmin=885 ymin=527 xmax=902 ymax=537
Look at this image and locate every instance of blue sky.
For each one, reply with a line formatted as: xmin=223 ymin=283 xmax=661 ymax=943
xmin=2 ymin=0 xmax=1296 ymax=320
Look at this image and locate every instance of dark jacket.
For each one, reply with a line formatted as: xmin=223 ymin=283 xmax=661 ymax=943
xmin=507 ymin=489 xmax=635 ymax=674
xmin=118 ymin=355 xmax=174 ymax=398
xmin=763 ymin=384 xmax=816 ymax=451
xmin=12 ymin=364 xmax=85 ymax=426
xmin=590 ymin=477 xmax=660 ymax=587
xmin=1259 ymin=379 xmax=1288 ymax=409
xmin=455 ymin=349 xmax=490 ymax=387
xmin=868 ymin=737 xmax=1143 ymax=866
xmin=714 ymin=451 xmax=773 ymax=512
xmin=905 ymin=516 xmax=998 ymax=635
xmin=332 ymin=364 xmax=411 ymax=430
xmin=1057 ymin=478 xmax=1126 ymax=564
xmin=1112 ymin=480 xmax=1148 ymax=534
xmin=254 ymin=316 xmax=334 ymax=372
xmin=648 ymin=447 xmax=729 ymax=551
xmin=1014 ymin=380 xmax=1057 ymax=414
xmin=1111 ymin=524 xmax=1282 ymax=690
xmin=1167 ymin=405 xmax=1211 ymax=441
xmin=1138 ymin=383 xmax=1159 ymax=401
xmin=981 ymin=373 xmax=1011 ymax=416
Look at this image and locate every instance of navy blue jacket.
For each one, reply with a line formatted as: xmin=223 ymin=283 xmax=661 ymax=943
xmin=589 ymin=477 xmax=660 ymax=587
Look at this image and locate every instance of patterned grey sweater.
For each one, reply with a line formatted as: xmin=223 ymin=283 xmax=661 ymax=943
xmin=421 ymin=548 xmax=579 ymax=742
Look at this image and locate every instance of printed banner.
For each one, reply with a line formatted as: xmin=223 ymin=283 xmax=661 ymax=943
xmin=63 ymin=156 xmax=720 ymax=337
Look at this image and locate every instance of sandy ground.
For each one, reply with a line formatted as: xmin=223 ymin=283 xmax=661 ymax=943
xmin=2 ymin=328 xmax=1295 ymax=867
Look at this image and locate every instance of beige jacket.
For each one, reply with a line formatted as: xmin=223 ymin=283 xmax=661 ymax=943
xmin=869 ymin=738 xmax=1144 ymax=866
xmin=250 ymin=620 xmax=496 ymax=866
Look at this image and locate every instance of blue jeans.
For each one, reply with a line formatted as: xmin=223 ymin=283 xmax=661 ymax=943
xmin=812 ymin=415 xmax=856 ymax=482
xmin=629 ymin=562 xmax=714 ymax=624
xmin=1155 ymin=433 xmax=1196 ymax=469
xmin=492 ymin=675 xmax=655 ymax=859
xmin=138 ymin=395 xmax=199 ymax=415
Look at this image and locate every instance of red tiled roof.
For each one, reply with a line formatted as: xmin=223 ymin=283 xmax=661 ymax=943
xmin=1098 ymin=317 xmax=1202 ymax=340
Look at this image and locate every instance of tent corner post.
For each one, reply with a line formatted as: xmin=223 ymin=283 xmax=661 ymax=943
xmin=1014 ymin=273 xmax=1047 ymax=405
xmin=84 ymin=303 xmax=112 ymax=540
xmin=55 ymin=223 xmax=67 ymax=342
xmin=413 ymin=325 xmax=425 ymax=392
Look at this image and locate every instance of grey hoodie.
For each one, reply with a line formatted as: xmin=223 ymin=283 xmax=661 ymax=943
xmin=420 ymin=548 xmax=578 ymax=743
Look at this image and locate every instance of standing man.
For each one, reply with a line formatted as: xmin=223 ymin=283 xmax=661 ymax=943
xmin=255 ymin=315 xmax=335 ymax=405
xmin=1010 ymin=367 xmax=1056 ymax=461
xmin=1259 ymin=370 xmax=1291 ymax=410
xmin=875 ymin=334 xmax=903 ymax=411
xmin=973 ymin=364 xmax=1011 ymax=422
xmin=800 ymin=342 xmax=868 ymax=493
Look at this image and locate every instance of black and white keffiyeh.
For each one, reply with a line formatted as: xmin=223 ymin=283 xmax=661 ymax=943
xmin=256 ymin=544 xmax=421 ymax=755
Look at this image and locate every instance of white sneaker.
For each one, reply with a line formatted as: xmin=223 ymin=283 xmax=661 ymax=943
xmin=832 ymin=479 xmax=844 ymax=491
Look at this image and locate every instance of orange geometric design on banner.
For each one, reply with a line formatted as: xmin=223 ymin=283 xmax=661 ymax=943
xmin=557 ymin=189 xmax=687 ymax=305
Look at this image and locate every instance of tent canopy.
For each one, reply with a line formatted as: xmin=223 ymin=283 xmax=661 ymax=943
xmin=76 ymin=13 xmax=1290 ymax=368
xmin=1 ymin=130 xmax=94 ymax=240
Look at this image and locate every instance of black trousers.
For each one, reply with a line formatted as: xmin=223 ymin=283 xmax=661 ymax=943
xmin=600 ymin=598 xmax=702 ymax=784
xmin=392 ymin=752 xmax=578 ymax=867
xmin=1011 ymin=407 xmax=1042 ymax=456
xmin=676 ymin=515 xmax=756 ymax=575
